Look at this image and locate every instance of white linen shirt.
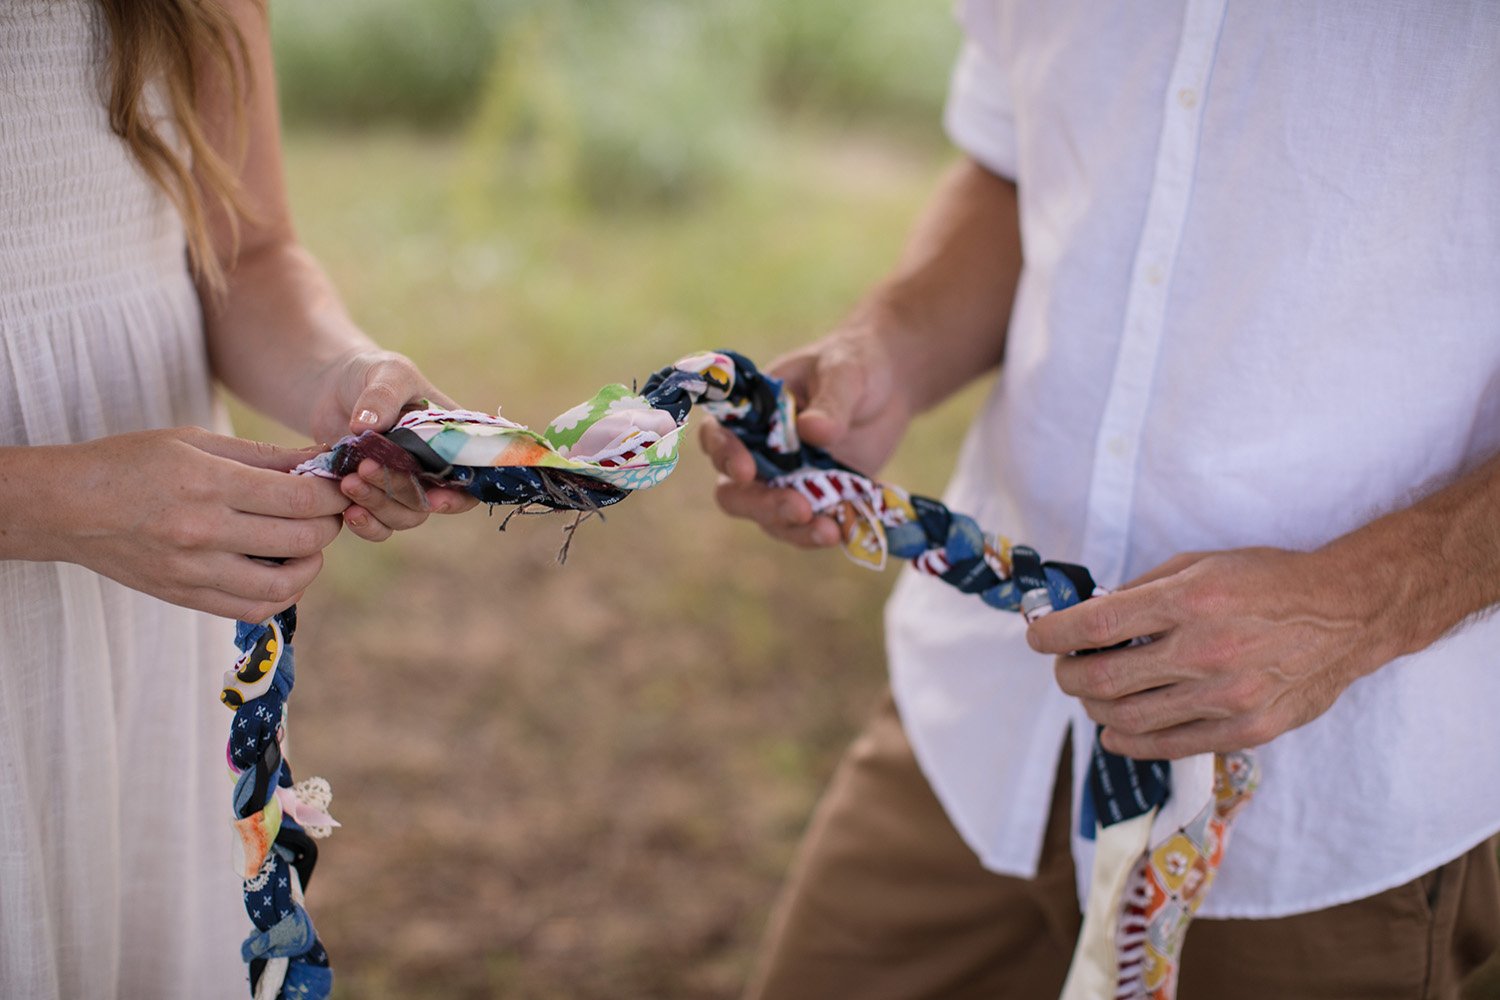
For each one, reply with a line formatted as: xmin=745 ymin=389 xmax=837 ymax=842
xmin=886 ymin=0 xmax=1500 ymax=918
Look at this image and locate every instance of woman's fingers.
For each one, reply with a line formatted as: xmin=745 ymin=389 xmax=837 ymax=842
xmin=338 ymin=351 xmax=446 ymax=435
xmin=187 ymin=428 xmax=325 ymax=473
xmin=427 ymin=486 xmax=478 ymax=515
xmin=341 ymin=464 xmax=427 ymax=524
xmin=211 ymin=511 xmax=345 ymax=560
xmin=224 ymin=458 xmax=351 ymax=520
xmin=204 ymin=446 xmax=346 ymax=521
xmin=337 ymin=458 xmax=486 ymax=541
xmin=341 ymin=504 xmax=395 ymax=543
xmin=181 ymin=552 xmax=325 ymax=623
xmin=41 ymin=429 xmax=354 ymax=622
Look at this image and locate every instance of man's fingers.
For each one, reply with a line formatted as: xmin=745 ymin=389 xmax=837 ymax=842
xmin=764 ymin=351 xmax=818 ymax=401
xmin=1028 ymin=584 xmax=1178 ymax=654
xmin=712 ymin=477 xmax=841 ymax=548
xmin=1079 ymin=678 xmax=1231 ymax=736
xmin=1120 ymin=551 xmax=1209 ymax=590
xmin=714 ymin=476 xmax=814 ymax=528
xmin=764 ymin=516 xmax=842 ymax=549
xmin=1100 ymin=715 xmax=1272 ymax=761
xmin=1054 ymin=642 xmax=1186 ymax=702
xmin=698 ymin=421 xmax=757 ymax=484
xmin=796 ymin=353 xmax=863 ymax=448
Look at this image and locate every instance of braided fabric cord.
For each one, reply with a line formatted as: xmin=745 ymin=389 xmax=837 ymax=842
xmin=226 ymin=350 xmax=1257 ymax=1000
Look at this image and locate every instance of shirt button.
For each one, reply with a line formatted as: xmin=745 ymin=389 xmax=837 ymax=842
xmin=1106 ymin=435 xmax=1130 ymax=458
xmin=1178 ymin=88 xmax=1198 ymax=109
xmin=1145 ymin=263 xmax=1166 ymax=286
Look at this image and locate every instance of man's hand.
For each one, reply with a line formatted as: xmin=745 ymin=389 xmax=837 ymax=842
xmin=1026 ymin=547 xmax=1402 ymax=759
xmin=700 ymin=322 xmax=915 ymax=549
xmin=307 ymin=348 xmax=479 ymax=542
xmin=700 ymin=158 xmax=1025 ymax=550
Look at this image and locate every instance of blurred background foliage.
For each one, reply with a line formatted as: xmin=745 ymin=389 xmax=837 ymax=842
xmin=273 ymin=0 xmax=957 ymax=207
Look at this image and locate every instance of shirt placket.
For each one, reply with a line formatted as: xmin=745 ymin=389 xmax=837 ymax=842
xmin=1079 ymin=0 xmax=1228 ymax=585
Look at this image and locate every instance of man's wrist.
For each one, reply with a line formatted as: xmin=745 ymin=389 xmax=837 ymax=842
xmin=1316 ymin=454 xmax=1500 ymax=664
xmin=854 ymin=286 xmax=962 ymax=419
xmin=1311 ymin=531 xmax=1416 ymax=680
xmin=840 ymin=159 xmax=1019 ymax=419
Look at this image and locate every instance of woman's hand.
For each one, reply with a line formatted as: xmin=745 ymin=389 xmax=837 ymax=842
xmin=2 ymin=428 xmax=351 ymax=622
xmin=700 ymin=320 xmax=915 ymax=549
xmin=306 ymin=348 xmax=479 ymax=541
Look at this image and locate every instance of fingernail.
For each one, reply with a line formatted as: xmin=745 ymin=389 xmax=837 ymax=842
xmin=779 ymin=499 xmax=802 ymax=523
xmin=356 ymin=409 xmax=379 ymax=426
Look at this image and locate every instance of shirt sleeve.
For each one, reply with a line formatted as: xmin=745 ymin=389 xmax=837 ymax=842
xmin=943 ymin=1 xmax=1019 ymax=180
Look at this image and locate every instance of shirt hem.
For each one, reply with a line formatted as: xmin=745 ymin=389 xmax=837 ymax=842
xmin=1197 ymin=815 xmax=1500 ymax=920
xmin=892 ymin=655 xmax=1500 ymax=919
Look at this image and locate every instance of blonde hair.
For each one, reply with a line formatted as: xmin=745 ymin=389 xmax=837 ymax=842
xmin=96 ymin=0 xmax=253 ymax=292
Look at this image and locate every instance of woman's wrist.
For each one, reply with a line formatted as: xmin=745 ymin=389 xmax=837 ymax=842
xmin=0 ymin=444 xmax=84 ymax=563
xmin=205 ymin=239 xmax=383 ymax=440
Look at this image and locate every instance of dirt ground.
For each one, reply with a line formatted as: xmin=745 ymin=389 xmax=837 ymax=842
xmin=290 ymin=458 xmax=893 ymax=999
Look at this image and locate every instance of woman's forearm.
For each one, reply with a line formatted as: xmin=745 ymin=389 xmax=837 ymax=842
xmin=192 ymin=0 xmax=379 ymax=442
xmin=202 ymin=238 xmax=377 ymax=439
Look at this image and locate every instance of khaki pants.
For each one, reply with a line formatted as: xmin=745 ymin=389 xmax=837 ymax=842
xmin=747 ymin=695 xmax=1500 ymax=1000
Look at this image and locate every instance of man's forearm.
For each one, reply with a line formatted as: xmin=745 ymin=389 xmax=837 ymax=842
xmin=864 ymin=156 xmax=1023 ymax=415
xmin=1325 ymin=450 xmax=1500 ymax=662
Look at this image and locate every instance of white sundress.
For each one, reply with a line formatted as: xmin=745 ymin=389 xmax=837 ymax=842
xmin=1 ymin=2 xmax=248 ymax=997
